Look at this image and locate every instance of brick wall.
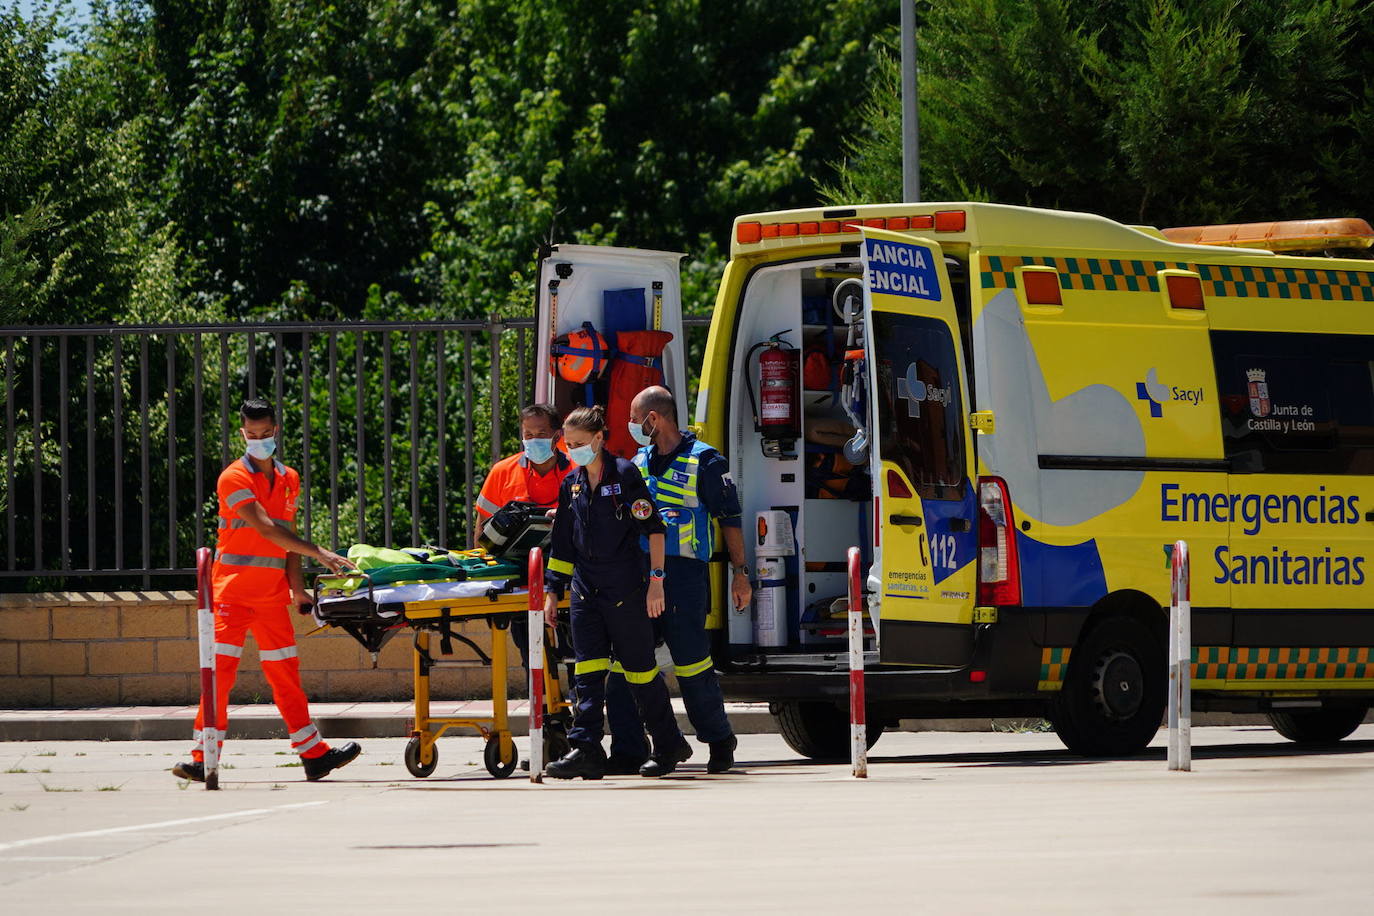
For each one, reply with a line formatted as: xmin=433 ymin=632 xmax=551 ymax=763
xmin=0 ymin=592 xmax=524 ymax=708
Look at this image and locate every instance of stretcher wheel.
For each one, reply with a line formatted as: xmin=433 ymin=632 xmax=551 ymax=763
xmin=484 ymin=735 xmax=518 ymax=779
xmin=404 ymin=736 xmax=439 ymax=778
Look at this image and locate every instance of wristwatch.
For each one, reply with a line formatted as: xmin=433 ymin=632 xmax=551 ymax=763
xmin=649 ymin=567 xmax=666 ymax=580
xmin=731 ymin=563 xmax=749 ymax=577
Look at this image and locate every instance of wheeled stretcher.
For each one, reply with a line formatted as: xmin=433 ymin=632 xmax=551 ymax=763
xmin=311 ymin=573 xmax=571 ymax=778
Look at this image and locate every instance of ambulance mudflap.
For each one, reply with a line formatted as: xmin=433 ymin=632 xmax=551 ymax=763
xmin=860 ymin=228 xmax=980 ymax=667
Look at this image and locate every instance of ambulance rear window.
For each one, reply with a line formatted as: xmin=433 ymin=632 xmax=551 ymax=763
xmin=873 ymin=313 xmax=966 ymax=500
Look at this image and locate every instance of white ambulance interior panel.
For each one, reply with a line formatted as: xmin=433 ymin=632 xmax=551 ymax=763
xmin=534 ymin=245 xmax=687 ymax=459
xmin=726 ymin=260 xmax=876 ymax=653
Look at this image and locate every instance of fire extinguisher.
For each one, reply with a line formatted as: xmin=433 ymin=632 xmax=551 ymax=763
xmin=745 ymin=331 xmax=800 ymax=442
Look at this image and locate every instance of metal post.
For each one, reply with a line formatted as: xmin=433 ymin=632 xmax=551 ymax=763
xmin=382 ymin=332 xmax=393 ymax=546
xmin=848 ymin=545 xmax=867 ymax=778
xmin=528 ymin=547 xmax=545 ymax=784
xmin=900 ymin=0 xmax=920 ymax=203
xmin=489 ymin=314 xmax=503 ymax=466
xmin=58 ymin=337 xmax=69 ymax=570
xmin=408 ymin=331 xmax=420 ymax=547
xmin=436 ymin=332 xmax=447 ymax=548
xmin=196 ymin=546 xmax=220 ymax=790
xmin=1168 ymin=540 xmax=1192 ymax=771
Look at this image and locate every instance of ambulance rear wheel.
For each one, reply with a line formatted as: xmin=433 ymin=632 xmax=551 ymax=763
xmin=484 ymin=735 xmax=518 ymax=779
xmin=1266 ymin=706 xmax=1367 ymax=745
xmin=404 ymin=736 xmax=438 ymax=778
xmin=775 ymin=701 xmax=883 ymax=760
xmin=1049 ymin=615 xmax=1165 ymax=757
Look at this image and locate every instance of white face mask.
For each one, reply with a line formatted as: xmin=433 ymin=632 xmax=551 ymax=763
xmin=245 ymin=435 xmax=277 ymax=460
xmin=628 ymin=417 xmax=654 ymax=447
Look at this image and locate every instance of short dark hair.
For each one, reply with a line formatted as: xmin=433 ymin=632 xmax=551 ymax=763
xmin=637 ymin=387 xmax=678 ymax=423
xmin=564 ymin=405 xmax=606 ymax=434
xmin=519 ymin=403 xmax=562 ymax=429
xmin=240 ymin=398 xmax=276 ymax=424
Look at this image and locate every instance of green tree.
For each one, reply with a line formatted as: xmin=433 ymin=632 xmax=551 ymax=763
xmin=827 ymin=0 xmax=1374 ymax=229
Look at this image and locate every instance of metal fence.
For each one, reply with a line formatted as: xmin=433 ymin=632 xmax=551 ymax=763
xmin=0 ymin=316 xmax=711 ymax=587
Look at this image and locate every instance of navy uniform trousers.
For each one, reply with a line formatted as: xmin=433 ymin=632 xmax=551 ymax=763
xmin=567 ymin=563 xmax=680 ymax=752
xmin=606 ymin=556 xmax=733 ymax=759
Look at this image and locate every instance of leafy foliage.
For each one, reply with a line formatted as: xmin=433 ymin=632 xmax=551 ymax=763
xmin=828 ymin=0 xmax=1374 ymax=229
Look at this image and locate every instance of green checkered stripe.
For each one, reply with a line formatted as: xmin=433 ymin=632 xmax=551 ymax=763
xmin=980 ymin=256 xmax=1374 ymax=301
xmin=980 ymin=256 xmax=1192 ymax=292
xmin=1039 ymin=647 xmax=1072 ymax=685
xmin=1194 ymin=264 xmax=1374 ymax=301
xmin=1193 ymin=646 xmax=1374 ymax=680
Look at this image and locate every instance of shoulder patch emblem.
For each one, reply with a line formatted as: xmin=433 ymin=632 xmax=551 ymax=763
xmin=631 ymin=498 xmax=654 ymax=521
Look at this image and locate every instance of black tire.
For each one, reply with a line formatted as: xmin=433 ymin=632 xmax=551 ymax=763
xmin=775 ymin=701 xmax=883 ymax=760
xmin=484 ymin=735 xmax=518 ymax=779
xmin=404 ymin=735 xmax=438 ymax=778
xmin=543 ymin=721 xmax=572 ymax=762
xmin=1050 ymin=615 xmax=1165 ymax=757
xmin=1266 ymin=706 xmax=1367 ymax=745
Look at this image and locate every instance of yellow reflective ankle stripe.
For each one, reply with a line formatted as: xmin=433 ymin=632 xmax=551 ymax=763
xmin=622 ymin=665 xmax=660 ymax=685
xmin=548 ymin=557 xmax=574 ymax=576
xmin=574 ymin=658 xmax=611 ymax=675
xmin=674 ymin=656 xmax=714 ymax=679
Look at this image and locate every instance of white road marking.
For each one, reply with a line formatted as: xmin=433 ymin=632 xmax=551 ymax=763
xmin=3 ymin=856 xmax=102 ymax=862
xmin=0 ymin=801 xmax=327 ymax=853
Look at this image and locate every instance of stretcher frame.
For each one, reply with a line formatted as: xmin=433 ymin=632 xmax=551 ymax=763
xmin=312 ymin=575 xmax=571 ymax=779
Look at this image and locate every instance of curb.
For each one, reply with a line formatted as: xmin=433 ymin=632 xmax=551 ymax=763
xmin=0 ymin=707 xmax=1283 ymax=743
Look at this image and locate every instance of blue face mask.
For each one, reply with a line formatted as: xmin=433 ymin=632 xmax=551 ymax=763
xmin=568 ymin=442 xmax=598 ymax=467
xmin=245 ymin=435 xmax=277 ymax=460
xmin=628 ymin=418 xmax=654 ymax=447
xmin=523 ymin=437 xmax=555 ymax=464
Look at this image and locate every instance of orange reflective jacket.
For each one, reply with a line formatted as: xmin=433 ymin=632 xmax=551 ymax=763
xmin=212 ymin=456 xmax=300 ymax=606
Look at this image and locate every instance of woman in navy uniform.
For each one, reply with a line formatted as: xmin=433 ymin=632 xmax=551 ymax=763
xmin=542 ymin=406 xmax=693 ymax=778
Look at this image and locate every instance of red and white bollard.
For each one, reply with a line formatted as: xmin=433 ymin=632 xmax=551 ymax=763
xmin=1168 ymin=539 xmax=1192 ymax=772
xmin=528 ymin=548 xmax=545 ymax=784
xmin=195 ymin=547 xmax=220 ymax=790
xmin=848 ymin=546 xmax=867 ymax=779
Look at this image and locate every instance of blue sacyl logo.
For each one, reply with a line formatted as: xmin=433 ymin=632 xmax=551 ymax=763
xmin=1135 ymin=368 xmax=1204 ymax=418
xmin=897 ymin=362 xmax=953 ymax=417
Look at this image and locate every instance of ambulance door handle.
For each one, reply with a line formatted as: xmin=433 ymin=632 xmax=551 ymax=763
xmin=949 ymin=518 xmax=971 ymax=533
xmin=889 ymin=514 xmax=923 ymax=527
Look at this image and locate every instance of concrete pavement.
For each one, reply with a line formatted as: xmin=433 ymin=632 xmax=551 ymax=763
xmin=1 ymin=725 xmax=1371 ymax=912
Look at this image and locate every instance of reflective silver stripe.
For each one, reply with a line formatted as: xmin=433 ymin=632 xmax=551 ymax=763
xmin=477 ymin=494 xmax=501 ymax=515
xmin=241 ymin=456 xmax=257 ymax=473
xmin=259 ymin=646 xmax=298 ymax=662
xmin=217 ymin=517 xmax=290 ymax=530
xmin=226 ymin=488 xmax=256 ymax=508
xmin=295 ymin=732 xmax=324 ymax=754
xmin=214 ymin=642 xmax=244 ymax=658
xmin=289 ymin=724 xmax=319 ymax=744
xmin=217 ymin=553 xmax=287 ymax=569
xmin=272 ymin=518 xmax=292 ymax=529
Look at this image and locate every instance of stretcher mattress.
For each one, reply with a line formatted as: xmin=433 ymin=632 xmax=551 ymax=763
xmin=313 ymin=578 xmax=516 ymax=626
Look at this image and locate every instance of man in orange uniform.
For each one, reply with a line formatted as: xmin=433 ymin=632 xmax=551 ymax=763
xmin=476 ymin=403 xmax=573 ymax=672
xmin=475 ymin=403 xmax=572 ymax=526
xmin=172 ymin=398 xmax=361 ymax=783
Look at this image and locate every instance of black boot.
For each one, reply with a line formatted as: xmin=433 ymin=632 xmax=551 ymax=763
xmin=639 ymin=738 xmax=693 ymax=777
xmin=302 ymin=742 xmax=362 ymax=781
xmin=706 ymin=735 xmax=738 ymax=774
xmin=604 ymin=752 xmax=648 ymax=776
xmin=545 ymin=744 xmax=606 ymax=780
xmin=171 ymin=760 xmax=204 ymax=782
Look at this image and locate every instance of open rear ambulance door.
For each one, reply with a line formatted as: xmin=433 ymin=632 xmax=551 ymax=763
xmin=534 ymin=245 xmax=687 ymax=452
xmin=860 ymin=227 xmax=979 ymax=667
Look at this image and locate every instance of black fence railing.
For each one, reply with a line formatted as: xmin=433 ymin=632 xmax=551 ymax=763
xmin=1 ymin=316 xmax=711 ymax=588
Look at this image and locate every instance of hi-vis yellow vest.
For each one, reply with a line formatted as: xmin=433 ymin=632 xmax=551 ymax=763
xmin=634 ymin=440 xmax=713 ymax=562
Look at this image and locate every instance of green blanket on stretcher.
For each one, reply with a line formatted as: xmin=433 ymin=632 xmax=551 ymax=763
xmin=317 ymin=543 xmax=523 ymax=594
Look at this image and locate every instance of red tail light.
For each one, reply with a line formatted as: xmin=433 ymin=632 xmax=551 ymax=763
xmin=977 ymin=476 xmax=1021 ymax=606
xmin=886 ymin=469 xmax=913 ymax=499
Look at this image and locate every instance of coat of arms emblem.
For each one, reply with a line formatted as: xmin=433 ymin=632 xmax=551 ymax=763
xmin=1246 ymin=368 xmax=1271 ymax=417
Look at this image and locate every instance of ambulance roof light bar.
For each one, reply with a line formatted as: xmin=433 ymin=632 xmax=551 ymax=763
xmin=1160 ymin=218 xmax=1374 ymax=252
xmin=736 ymin=209 xmax=967 ymax=246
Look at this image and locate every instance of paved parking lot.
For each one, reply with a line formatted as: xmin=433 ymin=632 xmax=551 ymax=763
xmin=1 ymin=726 xmax=1371 ymax=913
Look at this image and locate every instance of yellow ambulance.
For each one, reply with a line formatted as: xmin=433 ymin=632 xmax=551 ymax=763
xmin=534 ymin=203 xmax=1374 ymax=757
